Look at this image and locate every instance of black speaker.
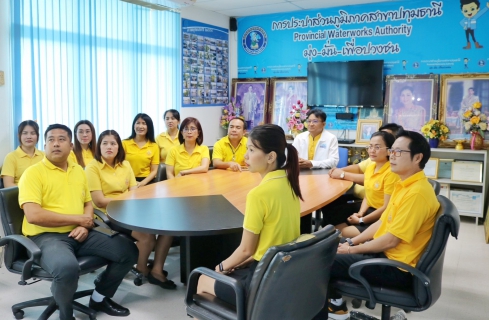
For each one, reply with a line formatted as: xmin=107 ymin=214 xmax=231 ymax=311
xmin=335 ymin=113 xmax=354 ymax=120
xmin=230 ymin=17 xmax=237 ymax=31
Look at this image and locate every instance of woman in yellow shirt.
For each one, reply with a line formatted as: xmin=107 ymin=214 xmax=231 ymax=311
xmin=1 ymin=120 xmax=44 ymax=187
xmin=165 ymin=117 xmax=210 ymax=179
xmin=197 ymin=124 xmax=303 ymax=305
xmin=86 ymin=130 xmax=176 ymax=290
xmin=122 ymin=113 xmax=159 ymax=187
xmin=156 ymin=109 xmax=180 ymax=162
xmin=327 ymin=131 xmax=399 ymax=238
xmin=70 ymin=120 xmax=96 ymax=168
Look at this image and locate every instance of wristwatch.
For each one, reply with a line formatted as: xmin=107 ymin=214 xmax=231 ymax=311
xmin=345 ymin=238 xmax=354 ymax=246
xmin=359 ymin=218 xmax=365 ymax=226
xmin=340 ymin=172 xmax=345 ymax=179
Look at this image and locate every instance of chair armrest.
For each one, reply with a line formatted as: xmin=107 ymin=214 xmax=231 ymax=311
xmin=0 ymin=234 xmax=42 ymax=282
xmin=349 ymin=258 xmax=431 ymax=309
xmin=93 ymin=209 xmax=110 ymax=225
xmin=186 ymin=267 xmax=246 ymax=320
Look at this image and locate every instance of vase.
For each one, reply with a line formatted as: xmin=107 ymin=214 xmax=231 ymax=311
xmin=470 ymin=132 xmax=484 ymax=150
xmin=428 ymin=138 xmax=439 ymax=148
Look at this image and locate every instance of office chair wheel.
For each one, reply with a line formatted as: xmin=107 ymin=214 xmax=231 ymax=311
xmin=13 ymin=309 xmax=24 ymax=319
xmin=352 ymin=298 xmax=362 ymax=308
xmin=134 ymin=277 xmax=143 ymax=286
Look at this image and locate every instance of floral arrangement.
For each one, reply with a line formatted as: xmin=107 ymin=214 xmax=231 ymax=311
xmin=220 ymin=97 xmax=243 ymax=129
xmin=421 ymin=119 xmax=450 ymax=141
xmin=286 ymin=100 xmax=308 ymax=135
xmin=462 ymin=101 xmax=487 ymax=135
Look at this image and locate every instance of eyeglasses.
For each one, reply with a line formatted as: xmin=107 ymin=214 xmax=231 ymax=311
xmin=366 ymin=146 xmax=388 ymax=151
xmin=183 ymin=127 xmax=198 ymax=132
xmin=387 ymin=149 xmax=411 ymax=157
xmin=306 ymin=120 xmax=321 ymax=124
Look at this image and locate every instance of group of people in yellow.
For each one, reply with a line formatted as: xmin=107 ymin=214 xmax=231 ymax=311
xmin=0 ymin=106 xmax=440 ymax=320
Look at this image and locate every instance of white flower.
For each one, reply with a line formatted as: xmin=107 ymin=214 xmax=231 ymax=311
xmin=464 ymin=122 xmax=472 ymax=131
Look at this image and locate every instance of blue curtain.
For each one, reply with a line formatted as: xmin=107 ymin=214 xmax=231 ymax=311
xmin=11 ymin=0 xmax=181 ymax=146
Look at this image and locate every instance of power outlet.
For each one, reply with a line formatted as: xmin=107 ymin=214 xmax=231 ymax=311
xmin=0 ymin=71 xmax=4 ymax=86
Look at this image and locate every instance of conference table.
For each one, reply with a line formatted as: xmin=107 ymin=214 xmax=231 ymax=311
xmin=107 ymin=169 xmax=352 ymax=283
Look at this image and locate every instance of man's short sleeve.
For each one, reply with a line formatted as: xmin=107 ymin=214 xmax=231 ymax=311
xmin=18 ymin=166 xmax=43 ymax=208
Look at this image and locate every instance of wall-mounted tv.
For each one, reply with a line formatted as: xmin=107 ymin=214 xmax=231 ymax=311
xmin=307 ymin=60 xmax=384 ymax=107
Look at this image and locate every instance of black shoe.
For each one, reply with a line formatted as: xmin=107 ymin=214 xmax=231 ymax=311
xmin=147 ymin=272 xmax=177 ymax=290
xmin=89 ymin=297 xmax=130 ymax=317
xmin=133 ymin=266 xmax=168 ymax=277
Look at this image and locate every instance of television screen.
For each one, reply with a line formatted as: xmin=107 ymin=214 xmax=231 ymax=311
xmin=307 ymin=60 xmax=384 ymax=107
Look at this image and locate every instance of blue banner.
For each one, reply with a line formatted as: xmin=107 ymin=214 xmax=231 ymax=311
xmin=237 ymin=0 xmax=489 ymax=77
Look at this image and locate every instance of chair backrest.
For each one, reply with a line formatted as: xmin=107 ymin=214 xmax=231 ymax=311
xmin=0 ymin=187 xmax=29 ymax=268
xmin=413 ymin=195 xmax=460 ymax=308
xmin=155 ymin=163 xmax=167 ymax=182
xmin=246 ymin=225 xmax=340 ymax=320
xmin=337 ymin=147 xmax=348 ymax=168
xmin=428 ymin=179 xmax=440 ymax=195
xmin=208 ymin=146 xmax=214 ymax=169
xmin=0 ymin=177 xmax=4 ymax=189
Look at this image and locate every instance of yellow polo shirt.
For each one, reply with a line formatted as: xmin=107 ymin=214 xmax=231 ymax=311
xmin=212 ymin=136 xmax=248 ymax=166
xmin=308 ymin=134 xmax=320 ymax=160
xmin=19 ymin=158 xmax=91 ymax=236
xmin=85 ymin=159 xmax=137 ymax=214
xmin=363 ymin=162 xmax=400 ymax=209
xmin=68 ymin=149 xmax=94 ymax=168
xmin=165 ymin=144 xmax=210 ymax=176
xmin=1 ymin=147 xmax=44 ymax=184
xmin=244 ymin=170 xmax=300 ymax=261
xmin=353 ymin=158 xmax=374 ymax=198
xmin=122 ymin=139 xmax=160 ymax=178
xmin=374 ymin=171 xmax=439 ymax=267
xmin=156 ymin=131 xmax=180 ymax=162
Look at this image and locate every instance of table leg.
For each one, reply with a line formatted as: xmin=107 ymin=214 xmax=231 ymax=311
xmin=180 ymin=231 xmax=242 ymax=284
xmin=300 ymin=214 xmax=312 ymax=234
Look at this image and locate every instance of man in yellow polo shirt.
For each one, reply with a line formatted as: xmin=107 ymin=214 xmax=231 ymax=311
xmin=19 ymin=124 xmax=138 ymax=320
xmin=323 ymin=131 xmax=440 ymax=320
xmin=212 ymin=117 xmax=248 ymax=172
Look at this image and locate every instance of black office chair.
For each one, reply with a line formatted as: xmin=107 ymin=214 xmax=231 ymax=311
xmin=428 ymin=178 xmax=441 ymax=195
xmin=0 ymin=186 xmax=108 ymax=320
xmin=330 ymin=195 xmax=460 ymax=320
xmin=208 ymin=146 xmax=214 ymax=170
xmin=185 ymin=225 xmax=341 ymax=320
xmin=156 ymin=163 xmax=168 ymax=182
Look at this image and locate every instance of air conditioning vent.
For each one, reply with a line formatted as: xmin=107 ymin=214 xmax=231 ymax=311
xmin=121 ymin=0 xmax=195 ymax=12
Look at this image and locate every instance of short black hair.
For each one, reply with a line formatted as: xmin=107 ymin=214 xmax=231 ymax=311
xmin=306 ymin=108 xmax=326 ymax=122
xmin=379 ymin=123 xmax=404 ymax=136
xmin=461 ymin=0 xmax=480 ymax=9
xmin=395 ymin=130 xmax=431 ymax=169
xmin=229 ymin=117 xmax=247 ymax=130
xmin=44 ymin=124 xmax=72 ymax=141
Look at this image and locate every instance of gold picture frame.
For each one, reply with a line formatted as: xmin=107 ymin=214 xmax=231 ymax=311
xmin=424 ymin=158 xmax=439 ymax=179
xmin=355 ymin=119 xmax=383 ymax=144
xmin=231 ymin=78 xmax=270 ymax=131
xmin=438 ymin=73 xmax=489 ymax=149
xmin=268 ymin=77 xmax=307 ymax=133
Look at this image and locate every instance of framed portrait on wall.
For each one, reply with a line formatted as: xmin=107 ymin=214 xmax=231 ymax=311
xmin=269 ymin=77 xmax=307 ymax=133
xmin=231 ymin=78 xmax=270 ymax=130
xmin=355 ymin=119 xmax=382 ymax=144
xmin=383 ymin=74 xmax=439 ymax=134
xmin=359 ymin=107 xmax=384 ymax=120
xmin=438 ymin=73 xmax=489 ymax=148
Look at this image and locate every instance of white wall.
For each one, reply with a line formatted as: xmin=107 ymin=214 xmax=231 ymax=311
xmin=0 ymin=0 xmax=13 ymax=163
xmin=180 ymin=6 xmax=236 ymax=145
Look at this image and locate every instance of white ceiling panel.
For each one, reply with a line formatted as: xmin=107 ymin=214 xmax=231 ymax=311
xmin=216 ymin=3 xmax=303 ymax=17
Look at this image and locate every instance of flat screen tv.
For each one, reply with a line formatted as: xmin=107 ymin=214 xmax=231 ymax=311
xmin=307 ymin=60 xmax=384 ymax=107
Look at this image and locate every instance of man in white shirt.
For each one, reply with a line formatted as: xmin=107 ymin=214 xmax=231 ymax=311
xmin=293 ymin=109 xmax=339 ymax=169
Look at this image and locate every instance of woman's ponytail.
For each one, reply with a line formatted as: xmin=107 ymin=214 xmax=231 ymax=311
xmin=283 ymin=144 xmax=303 ymax=201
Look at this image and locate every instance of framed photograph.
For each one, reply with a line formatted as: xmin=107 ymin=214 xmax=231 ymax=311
xmin=359 ymin=107 xmax=384 ymax=121
xmin=231 ymin=78 xmax=270 ymax=130
xmin=269 ymin=77 xmax=307 ymax=133
xmin=451 ymin=161 xmax=483 ymax=183
xmin=355 ymin=119 xmax=382 ymax=144
xmin=424 ymin=158 xmax=439 ymax=179
xmin=384 ymin=74 xmax=438 ymax=134
xmin=438 ymin=73 xmax=489 ymax=148
xmin=450 ymin=190 xmax=482 ymax=214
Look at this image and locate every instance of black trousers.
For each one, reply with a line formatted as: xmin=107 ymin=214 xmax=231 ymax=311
xmin=30 ymin=231 xmax=139 ymax=320
xmin=465 ymin=28 xmax=476 ymax=42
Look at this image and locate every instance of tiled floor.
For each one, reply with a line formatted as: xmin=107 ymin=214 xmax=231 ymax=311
xmin=0 ymin=216 xmax=488 ymax=320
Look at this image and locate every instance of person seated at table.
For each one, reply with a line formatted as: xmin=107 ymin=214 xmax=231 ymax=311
xmin=323 ymin=131 xmax=400 ymax=238
xmin=197 ymin=124 xmax=303 ymax=306
xmin=86 ymin=130 xmax=176 ymax=290
xmin=156 ymin=109 xmax=180 ymax=163
xmin=292 ymin=109 xmax=338 ymax=169
xmin=212 ymin=117 xmax=247 ymax=172
xmin=166 ymin=117 xmax=210 ymax=179
xmin=69 ymin=120 xmax=96 ymax=168
xmin=1 ymin=120 xmax=44 ymax=188
xmin=122 ymin=113 xmax=159 ymax=187
xmin=322 ymin=131 xmax=439 ymax=320
xmin=19 ymin=124 xmax=138 ymax=320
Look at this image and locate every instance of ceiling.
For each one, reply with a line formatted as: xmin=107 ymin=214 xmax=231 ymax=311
xmin=192 ymin=0 xmax=395 ymax=17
